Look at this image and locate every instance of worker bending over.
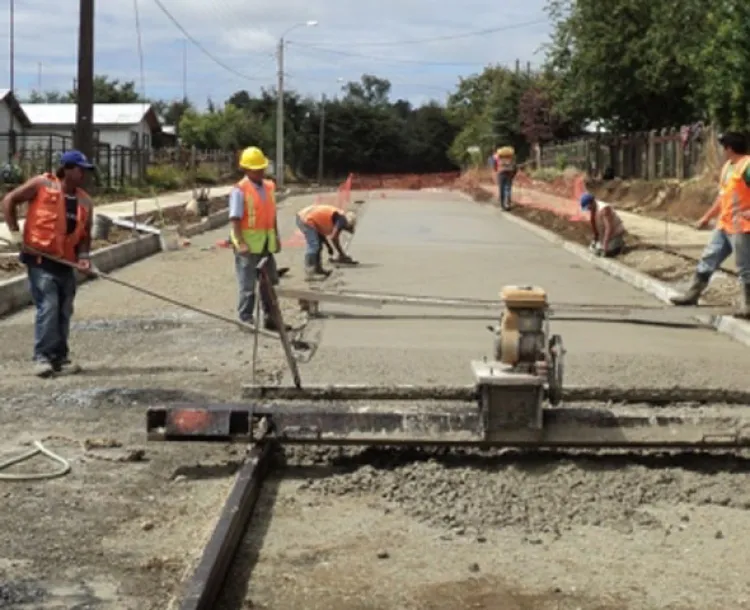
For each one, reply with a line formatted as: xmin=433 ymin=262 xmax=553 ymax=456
xmin=2 ymin=150 xmax=95 ymax=377
xmin=493 ymin=146 xmax=516 ymax=211
xmin=670 ymin=131 xmax=750 ymax=317
xmin=580 ymin=192 xmax=626 ymax=257
xmin=228 ymin=146 xmax=285 ymax=331
xmin=295 ymin=203 xmax=356 ymax=280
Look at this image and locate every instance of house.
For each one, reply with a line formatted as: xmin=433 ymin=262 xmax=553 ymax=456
xmin=0 ymin=89 xmax=32 ymax=162
xmin=20 ymin=102 xmax=162 ymax=154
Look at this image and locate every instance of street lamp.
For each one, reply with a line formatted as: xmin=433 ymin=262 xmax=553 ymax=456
xmin=318 ymin=77 xmax=344 ymax=184
xmin=276 ymin=20 xmax=318 ymax=190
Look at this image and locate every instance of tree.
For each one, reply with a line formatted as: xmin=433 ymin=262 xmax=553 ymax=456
xmin=26 ymin=75 xmax=142 ymax=104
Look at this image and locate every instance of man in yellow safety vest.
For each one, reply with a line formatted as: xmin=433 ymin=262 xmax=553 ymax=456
xmin=228 ymin=146 xmax=286 ymax=331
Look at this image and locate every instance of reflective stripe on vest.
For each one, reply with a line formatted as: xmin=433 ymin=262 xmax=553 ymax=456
xmin=718 ymin=157 xmax=750 ymax=234
xmin=299 ymin=204 xmax=338 ymax=235
xmin=232 ymin=177 xmax=278 ymax=253
xmin=23 ymin=173 xmax=91 ymax=262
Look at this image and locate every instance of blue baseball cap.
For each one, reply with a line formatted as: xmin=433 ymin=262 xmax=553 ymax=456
xmin=580 ymin=192 xmax=595 ymax=211
xmin=59 ymin=149 xmax=95 ymax=169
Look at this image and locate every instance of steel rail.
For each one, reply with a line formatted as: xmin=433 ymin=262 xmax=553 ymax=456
xmin=176 ymin=440 xmax=274 ymax=610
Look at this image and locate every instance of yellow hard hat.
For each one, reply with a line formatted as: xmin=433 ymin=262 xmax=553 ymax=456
xmin=239 ymin=146 xmax=268 ymax=170
xmin=497 ymin=146 xmax=514 ymax=157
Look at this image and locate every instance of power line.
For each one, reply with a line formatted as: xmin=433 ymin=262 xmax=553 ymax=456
xmin=300 ymin=18 xmax=549 ymax=48
xmin=150 ymin=0 xmax=271 ymax=81
xmin=287 ymin=43 xmax=489 ymax=67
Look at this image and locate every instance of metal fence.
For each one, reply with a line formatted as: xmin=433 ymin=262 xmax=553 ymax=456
xmin=538 ymin=123 xmax=714 ymax=180
xmin=0 ymin=131 xmax=236 ymax=191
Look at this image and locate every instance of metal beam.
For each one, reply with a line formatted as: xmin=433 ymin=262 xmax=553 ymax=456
xmin=241 ymin=383 xmax=750 ymax=405
xmin=177 ymin=441 xmax=273 ymax=610
xmin=147 ymin=403 xmax=750 ymax=448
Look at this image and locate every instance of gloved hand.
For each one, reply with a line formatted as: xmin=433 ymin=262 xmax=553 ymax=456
xmin=593 ymin=247 xmax=604 ymax=257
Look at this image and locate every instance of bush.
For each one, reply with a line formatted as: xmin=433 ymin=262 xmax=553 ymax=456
xmin=146 ymin=165 xmax=186 ymax=190
xmin=554 ymin=153 xmax=568 ymax=171
xmin=195 ymin=164 xmax=220 ymax=185
xmin=530 ymin=168 xmax=564 ymax=181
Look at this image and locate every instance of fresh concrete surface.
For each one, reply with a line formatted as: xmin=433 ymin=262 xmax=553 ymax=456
xmin=293 ymin=191 xmax=750 ymax=389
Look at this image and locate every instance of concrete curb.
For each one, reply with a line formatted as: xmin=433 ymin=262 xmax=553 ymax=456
xmin=454 ymin=190 xmax=750 ymax=348
xmin=0 ymin=190 xmax=307 ymax=318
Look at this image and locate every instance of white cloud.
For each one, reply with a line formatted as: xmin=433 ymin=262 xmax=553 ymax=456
xmin=0 ymin=0 xmax=552 ymax=108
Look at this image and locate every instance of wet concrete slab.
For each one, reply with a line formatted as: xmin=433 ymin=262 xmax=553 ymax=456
xmin=292 ymin=193 xmax=750 ymax=389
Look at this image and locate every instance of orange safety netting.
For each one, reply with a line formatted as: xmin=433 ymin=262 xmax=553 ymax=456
xmin=511 ymin=171 xmax=588 ymax=222
xmin=350 ymin=172 xmax=461 ymax=191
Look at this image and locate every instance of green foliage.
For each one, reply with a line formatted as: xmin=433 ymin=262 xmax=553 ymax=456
xmin=145 ymin=165 xmax=186 ymax=190
xmin=543 ymin=0 xmax=750 ymax=131
xmin=554 ymin=153 xmax=568 ymax=171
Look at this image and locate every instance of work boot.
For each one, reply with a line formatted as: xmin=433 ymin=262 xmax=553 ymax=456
xmin=33 ymin=360 xmax=55 ymax=378
xmin=313 ymin=251 xmax=331 ymax=277
xmin=670 ymin=273 xmax=710 ymax=306
xmin=54 ymin=359 xmax=82 ymax=376
xmin=304 ymin=253 xmax=318 ymax=281
xmin=735 ymin=283 xmax=750 ymax=319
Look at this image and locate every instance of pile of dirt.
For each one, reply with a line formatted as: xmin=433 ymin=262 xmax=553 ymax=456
xmin=587 ymin=177 xmax=716 ymax=223
xmin=351 ymin=172 xmax=460 ymax=191
xmin=289 ymin=445 xmax=750 ymax=537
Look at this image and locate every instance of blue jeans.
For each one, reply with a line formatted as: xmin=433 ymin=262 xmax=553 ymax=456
xmin=696 ymin=229 xmax=750 ymax=284
xmin=497 ymin=173 xmax=513 ymax=209
xmin=234 ymin=252 xmax=278 ymax=323
xmin=27 ymin=266 xmax=76 ymax=364
xmin=296 ymin=215 xmax=321 ymax=257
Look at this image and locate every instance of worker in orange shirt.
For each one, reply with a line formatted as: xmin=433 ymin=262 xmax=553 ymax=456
xmin=295 ymin=203 xmax=357 ymax=280
xmin=670 ymin=131 xmax=750 ymax=317
xmin=492 ymin=146 xmax=516 ymax=211
xmin=1 ymin=150 xmax=95 ymax=377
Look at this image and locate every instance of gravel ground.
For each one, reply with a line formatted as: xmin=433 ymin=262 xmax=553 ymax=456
xmin=218 ymin=437 xmax=750 ymax=610
xmin=0 ymin=193 xmax=328 ymax=609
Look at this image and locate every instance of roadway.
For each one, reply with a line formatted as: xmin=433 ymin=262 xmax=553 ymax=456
xmin=292 ymin=190 xmax=749 ymax=389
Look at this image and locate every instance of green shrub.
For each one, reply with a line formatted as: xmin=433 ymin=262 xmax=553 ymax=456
xmin=554 ymin=153 xmax=568 ymax=171
xmin=146 ymin=165 xmax=186 ymax=190
xmin=195 ymin=165 xmax=220 ymax=185
xmin=530 ymin=168 xmax=564 ymax=182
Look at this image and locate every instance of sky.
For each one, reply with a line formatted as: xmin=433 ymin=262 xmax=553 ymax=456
xmin=0 ymin=0 xmax=553 ymax=109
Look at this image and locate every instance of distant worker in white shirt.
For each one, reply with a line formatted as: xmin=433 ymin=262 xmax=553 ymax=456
xmin=579 ymin=192 xmax=626 ymax=257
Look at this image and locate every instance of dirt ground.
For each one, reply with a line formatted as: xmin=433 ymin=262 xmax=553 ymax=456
xmin=215 ymin=426 xmax=750 ymax=610
xmin=0 ymin=196 xmax=227 ymax=279
xmin=0 ymin=193 xmax=337 ymax=610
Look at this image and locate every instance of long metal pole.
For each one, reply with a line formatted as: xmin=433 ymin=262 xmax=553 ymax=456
xmin=275 ymin=37 xmax=284 ymax=189
xmin=317 ymin=94 xmax=325 ymax=184
xmin=9 ymin=0 xmax=14 ymax=93
xmin=75 ymin=0 xmax=95 ymax=162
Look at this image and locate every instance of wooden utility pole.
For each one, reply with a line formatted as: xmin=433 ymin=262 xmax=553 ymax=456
xmin=75 ymin=0 xmax=94 ymax=161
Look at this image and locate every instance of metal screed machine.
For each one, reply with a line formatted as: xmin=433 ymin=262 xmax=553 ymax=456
xmin=147 ymin=285 xmax=750 ymax=449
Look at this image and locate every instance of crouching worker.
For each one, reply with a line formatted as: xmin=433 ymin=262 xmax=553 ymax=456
xmin=1 ymin=150 xmax=95 ymax=378
xmin=580 ymin=192 xmax=626 ymax=257
xmin=295 ymin=204 xmax=357 ymax=280
xmin=229 ymin=146 xmax=287 ymax=332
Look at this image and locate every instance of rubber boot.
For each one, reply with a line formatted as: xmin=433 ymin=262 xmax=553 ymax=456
xmin=670 ymin=273 xmax=710 ymax=306
xmin=304 ymin=253 xmax=317 ymax=281
xmin=313 ymin=250 xmax=332 ymax=277
xmin=735 ymin=283 xmax=750 ymax=319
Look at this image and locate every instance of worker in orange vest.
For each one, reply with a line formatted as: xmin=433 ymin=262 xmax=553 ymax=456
xmin=1 ymin=150 xmax=95 ymax=377
xmin=492 ymin=146 xmax=516 ymax=211
xmin=295 ymin=203 xmax=357 ymax=280
xmin=228 ymin=146 xmax=290 ymax=332
xmin=670 ymin=131 xmax=750 ymax=317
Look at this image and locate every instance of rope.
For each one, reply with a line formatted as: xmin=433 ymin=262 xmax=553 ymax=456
xmin=0 ymin=436 xmax=145 ymax=482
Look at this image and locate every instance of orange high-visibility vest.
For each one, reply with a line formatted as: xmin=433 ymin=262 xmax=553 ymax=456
xmin=717 ymin=157 xmax=750 ymax=234
xmin=232 ymin=177 xmax=278 ymax=252
xmin=299 ymin=204 xmax=340 ymax=236
xmin=23 ymin=173 xmax=91 ymax=263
